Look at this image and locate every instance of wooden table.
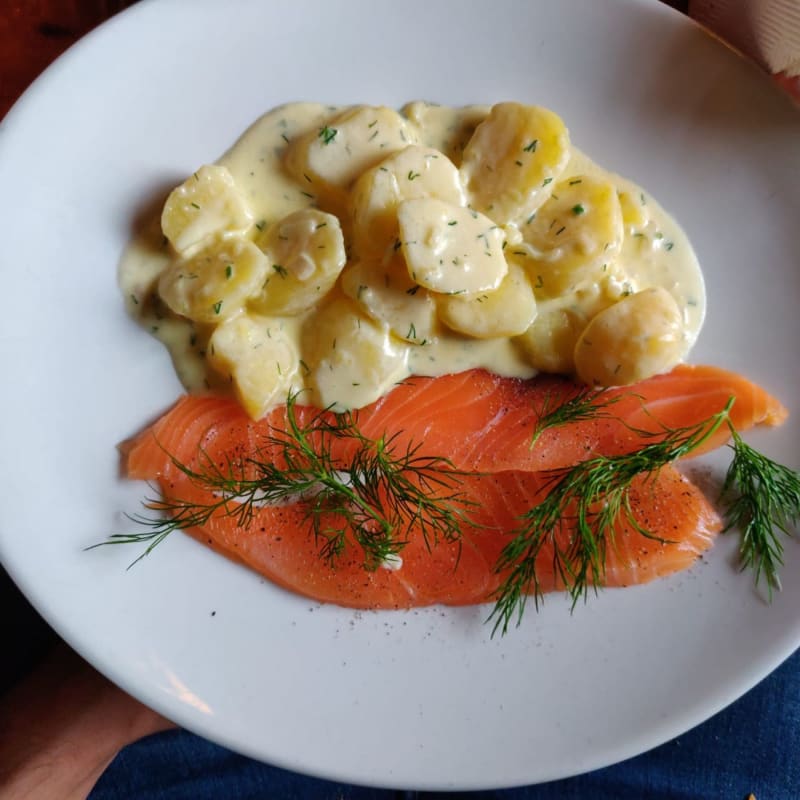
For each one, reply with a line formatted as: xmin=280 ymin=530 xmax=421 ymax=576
xmin=0 ymin=0 xmax=136 ymax=119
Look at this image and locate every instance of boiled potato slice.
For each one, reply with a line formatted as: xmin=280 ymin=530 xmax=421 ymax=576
xmin=161 ymin=165 xmax=253 ymax=256
xmin=158 ymin=238 xmax=268 ymax=324
xmin=250 ymin=209 xmax=345 ymax=316
xmin=573 ymin=287 xmax=686 ymax=386
xmin=340 ymin=256 xmax=438 ymax=344
xmin=285 ymin=106 xmax=419 ymax=208
xmin=460 ymin=102 xmax=570 ymax=225
xmin=514 ymin=305 xmax=588 ymax=374
xmin=303 ymin=296 xmax=410 ymax=411
xmin=350 ymin=145 xmax=465 ymax=259
xmin=207 ymin=314 xmax=299 ymax=419
xmin=401 ymin=101 xmax=489 ymax=165
xmin=398 ymin=199 xmax=507 ymax=294
xmin=436 ymin=262 xmax=536 ymax=339
xmin=617 ymin=188 xmax=649 ymax=232
xmin=518 ymin=174 xmax=624 ymax=297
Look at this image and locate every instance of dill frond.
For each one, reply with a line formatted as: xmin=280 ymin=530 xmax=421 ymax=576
xmin=529 ymin=385 xmax=631 ymax=449
xmin=488 ymin=398 xmax=734 ymax=635
xmin=721 ymin=427 xmax=800 ymax=599
xmin=92 ymin=393 xmax=476 ymax=570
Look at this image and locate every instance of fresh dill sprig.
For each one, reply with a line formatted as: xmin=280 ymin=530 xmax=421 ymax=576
xmin=488 ymin=398 xmax=734 ymax=636
xmin=529 ymin=386 xmax=631 ymax=449
xmin=92 ymin=394 xmax=476 ymax=570
xmin=721 ymin=426 xmax=800 ymax=599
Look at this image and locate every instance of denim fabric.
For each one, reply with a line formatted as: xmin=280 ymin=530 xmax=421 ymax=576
xmin=90 ymin=649 xmax=800 ymax=800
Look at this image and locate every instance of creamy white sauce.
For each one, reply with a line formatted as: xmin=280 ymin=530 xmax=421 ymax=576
xmin=119 ymin=102 xmax=706 ymax=414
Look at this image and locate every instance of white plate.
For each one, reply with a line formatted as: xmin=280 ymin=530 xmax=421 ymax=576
xmin=1 ymin=0 xmax=799 ymax=790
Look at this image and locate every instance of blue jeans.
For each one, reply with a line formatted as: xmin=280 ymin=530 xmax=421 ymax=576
xmin=89 ymin=649 xmax=800 ymax=799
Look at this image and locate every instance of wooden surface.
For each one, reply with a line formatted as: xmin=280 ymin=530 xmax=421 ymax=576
xmin=0 ymin=0 xmax=136 ymax=119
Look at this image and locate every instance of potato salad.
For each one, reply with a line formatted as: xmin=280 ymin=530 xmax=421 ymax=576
xmin=120 ymin=102 xmax=705 ymax=417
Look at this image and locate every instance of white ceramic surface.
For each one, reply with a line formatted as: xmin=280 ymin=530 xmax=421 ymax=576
xmin=1 ymin=0 xmax=798 ymax=790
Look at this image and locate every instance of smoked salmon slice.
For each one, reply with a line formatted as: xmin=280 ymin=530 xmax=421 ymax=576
xmin=126 ymin=364 xmax=787 ymax=480
xmin=120 ymin=364 xmax=785 ymax=609
xmin=163 ymin=466 xmax=720 ymax=609
xmin=355 ymin=363 xmax=787 ymax=471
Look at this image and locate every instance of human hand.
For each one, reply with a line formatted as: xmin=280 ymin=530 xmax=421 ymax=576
xmin=0 ymin=644 xmax=173 ymax=800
